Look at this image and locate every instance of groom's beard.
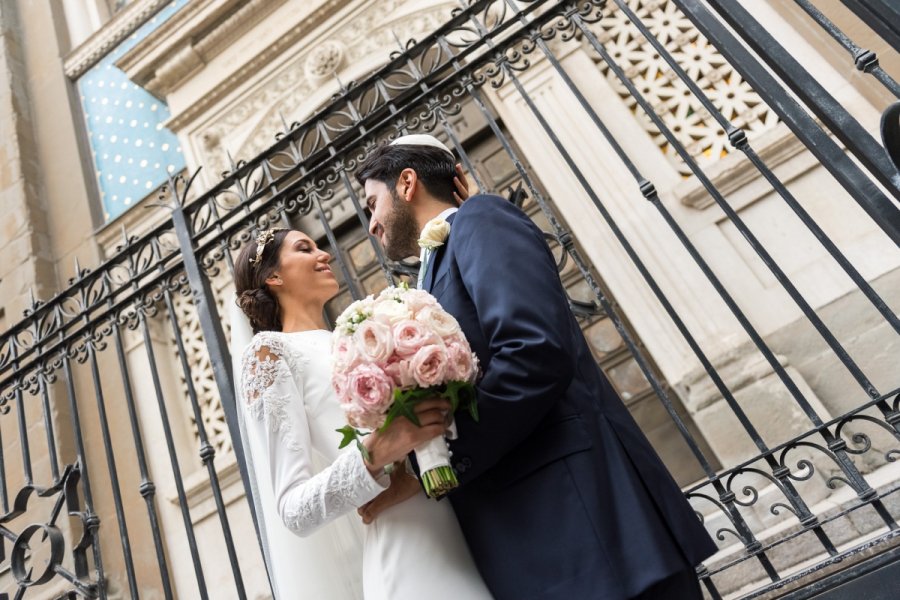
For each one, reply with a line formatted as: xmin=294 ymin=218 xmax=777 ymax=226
xmin=383 ymin=188 xmax=420 ymax=261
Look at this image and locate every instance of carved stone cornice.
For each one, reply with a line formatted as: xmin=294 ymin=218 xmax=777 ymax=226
xmin=63 ymin=0 xmax=169 ymax=79
xmin=116 ymin=0 xmax=293 ymax=100
xmin=158 ymin=0 xmax=352 ymax=132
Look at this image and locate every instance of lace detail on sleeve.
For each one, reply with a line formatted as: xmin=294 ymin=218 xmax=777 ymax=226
xmin=241 ymin=333 xmax=305 ymax=452
xmin=239 ymin=331 xmax=386 ymax=537
xmin=281 ymin=450 xmax=385 ymax=535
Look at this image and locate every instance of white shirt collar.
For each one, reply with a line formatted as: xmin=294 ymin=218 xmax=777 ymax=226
xmin=436 ymin=206 xmax=458 ymax=221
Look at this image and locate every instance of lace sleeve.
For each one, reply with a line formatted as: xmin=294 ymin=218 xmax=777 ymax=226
xmin=240 ymin=333 xmax=387 ymax=537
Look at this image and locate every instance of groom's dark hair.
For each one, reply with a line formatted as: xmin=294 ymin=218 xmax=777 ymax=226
xmin=355 ymin=143 xmax=457 ymax=205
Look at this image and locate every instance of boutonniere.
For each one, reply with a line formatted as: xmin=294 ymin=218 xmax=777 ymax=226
xmin=418 ymin=216 xmax=451 ymax=250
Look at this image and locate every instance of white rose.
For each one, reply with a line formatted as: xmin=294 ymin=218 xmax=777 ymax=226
xmin=418 ymin=217 xmax=451 ymax=250
xmin=415 ymin=305 xmax=461 ymax=338
xmin=372 ymin=297 xmax=413 ymax=325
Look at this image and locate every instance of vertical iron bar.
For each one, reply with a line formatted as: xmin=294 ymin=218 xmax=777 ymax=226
xmin=10 ymin=345 xmax=32 ymax=486
xmin=840 ymin=0 xmax=900 ymax=53
xmin=792 ymin=0 xmax=900 ymax=97
xmin=0 ymin=412 xmax=7 ymax=514
xmin=511 ymin=0 xmax=839 ymax=554
xmin=81 ymin=337 xmax=139 ymax=599
xmin=72 ymin=267 xmax=139 ymax=597
xmin=109 ymin=307 xmax=174 ymax=599
xmin=136 ymin=274 xmax=209 ymax=599
xmin=168 ymin=203 xmax=247 ymax=599
xmin=317 ymin=123 xmax=395 ymax=287
xmin=610 ymin=0 xmax=899 ymax=336
xmin=574 ymin=8 xmax=883 ymax=403
xmin=460 ymin=8 xmax=782 ymax=578
xmin=699 ymin=0 xmax=900 ymax=197
xmin=60 ymin=351 xmax=106 ymax=598
xmin=37 ymin=377 xmax=60 ymax=482
xmin=672 ymin=0 xmax=900 ymax=245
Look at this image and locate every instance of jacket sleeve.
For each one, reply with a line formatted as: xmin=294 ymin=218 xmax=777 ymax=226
xmin=240 ymin=335 xmax=387 ymax=537
xmin=447 ymin=195 xmax=576 ymax=484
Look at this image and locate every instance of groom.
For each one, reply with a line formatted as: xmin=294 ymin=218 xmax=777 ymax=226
xmin=356 ymin=135 xmax=717 ymax=600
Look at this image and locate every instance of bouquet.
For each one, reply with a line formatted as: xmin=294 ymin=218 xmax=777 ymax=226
xmin=331 ymin=283 xmax=479 ymax=498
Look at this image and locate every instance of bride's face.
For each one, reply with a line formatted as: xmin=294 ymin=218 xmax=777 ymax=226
xmin=268 ymin=231 xmax=338 ymax=304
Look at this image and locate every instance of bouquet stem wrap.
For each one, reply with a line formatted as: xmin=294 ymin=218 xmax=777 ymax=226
xmin=414 ymin=437 xmax=456 ymax=498
xmin=415 ymin=420 xmax=459 ymax=498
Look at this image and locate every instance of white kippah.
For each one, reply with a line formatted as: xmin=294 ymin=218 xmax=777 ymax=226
xmin=390 ymin=134 xmax=453 ymax=155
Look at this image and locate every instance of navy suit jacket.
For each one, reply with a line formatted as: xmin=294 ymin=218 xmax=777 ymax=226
xmin=423 ymin=195 xmax=717 ymax=600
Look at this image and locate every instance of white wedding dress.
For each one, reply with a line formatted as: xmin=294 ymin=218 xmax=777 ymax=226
xmin=236 ymin=328 xmax=492 ymax=600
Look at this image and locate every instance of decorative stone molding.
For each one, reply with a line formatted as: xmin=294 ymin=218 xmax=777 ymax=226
xmin=586 ymin=0 xmax=780 ymax=176
xmin=63 ymin=0 xmax=169 ymax=79
xmin=222 ymin=3 xmax=452 ymax=162
xmin=167 ymin=0 xmax=451 ymax=134
xmin=304 ymin=40 xmax=345 ymax=81
xmin=128 ymin=0 xmax=344 ymax=132
xmin=145 ymin=43 xmax=205 ymax=97
xmin=125 ymin=0 xmax=289 ymax=96
xmin=674 ymin=123 xmax=807 ymax=209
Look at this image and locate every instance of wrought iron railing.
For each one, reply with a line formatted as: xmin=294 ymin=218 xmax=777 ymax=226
xmin=0 ymin=1 xmax=898 ymax=598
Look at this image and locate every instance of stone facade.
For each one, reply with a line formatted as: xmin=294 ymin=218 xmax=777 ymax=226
xmin=0 ymin=0 xmax=898 ymax=598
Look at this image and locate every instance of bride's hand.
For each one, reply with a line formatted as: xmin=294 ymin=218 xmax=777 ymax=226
xmin=358 ymin=461 xmax=421 ymax=524
xmin=453 ymin=163 xmax=471 ymax=204
xmin=363 ymin=398 xmax=450 ymax=473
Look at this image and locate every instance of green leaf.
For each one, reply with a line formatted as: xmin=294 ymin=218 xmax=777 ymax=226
xmin=336 ymin=425 xmax=360 ymax=449
xmin=394 ymin=396 xmax=421 ymax=427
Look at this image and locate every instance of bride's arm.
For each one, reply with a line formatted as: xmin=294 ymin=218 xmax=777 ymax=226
xmin=241 ymin=339 xmax=388 ymax=537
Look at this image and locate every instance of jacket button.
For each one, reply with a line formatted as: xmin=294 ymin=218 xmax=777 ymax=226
xmin=455 ymin=457 xmax=473 ymax=473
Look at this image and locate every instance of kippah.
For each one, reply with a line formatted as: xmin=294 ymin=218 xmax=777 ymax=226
xmin=390 ymin=134 xmax=453 ymax=155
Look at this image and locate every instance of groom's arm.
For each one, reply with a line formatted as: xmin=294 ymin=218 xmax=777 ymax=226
xmin=448 ymin=195 xmax=576 ymax=485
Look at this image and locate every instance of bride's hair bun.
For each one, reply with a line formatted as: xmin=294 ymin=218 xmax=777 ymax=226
xmin=233 ymin=229 xmax=290 ymax=333
xmin=237 ymin=288 xmax=280 ymax=333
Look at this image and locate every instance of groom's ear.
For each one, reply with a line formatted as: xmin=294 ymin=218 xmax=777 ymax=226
xmin=398 ymin=168 xmax=418 ymax=202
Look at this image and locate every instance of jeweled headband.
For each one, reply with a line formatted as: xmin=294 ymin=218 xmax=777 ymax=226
xmin=249 ymin=229 xmax=277 ymax=268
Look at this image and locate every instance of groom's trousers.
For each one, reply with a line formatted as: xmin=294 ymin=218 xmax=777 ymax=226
xmin=630 ymin=568 xmax=704 ymax=600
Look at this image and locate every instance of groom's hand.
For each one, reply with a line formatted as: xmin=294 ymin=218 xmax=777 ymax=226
xmin=358 ymin=461 xmax=421 ymax=524
xmin=363 ymin=399 xmax=451 ymax=473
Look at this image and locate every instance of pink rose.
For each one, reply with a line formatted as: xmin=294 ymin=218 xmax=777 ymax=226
xmin=393 ymin=320 xmax=440 ymax=357
xmin=332 ymin=372 xmax=351 ymax=403
xmin=446 ymin=341 xmax=477 ymax=383
xmin=410 ymin=344 xmax=450 ymax=387
xmin=347 ymin=364 xmax=394 ymax=415
xmin=403 ymin=289 xmax=438 ymax=313
xmin=333 ymin=336 xmax=361 ymax=372
xmin=343 ymin=403 xmax=385 ymax=430
xmin=353 ymin=320 xmax=395 ymax=363
xmin=384 ymin=357 xmax=417 ymax=389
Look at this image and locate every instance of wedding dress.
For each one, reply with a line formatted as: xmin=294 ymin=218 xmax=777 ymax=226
xmin=234 ymin=322 xmax=492 ymax=599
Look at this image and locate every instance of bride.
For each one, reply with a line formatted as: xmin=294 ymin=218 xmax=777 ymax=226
xmin=230 ymin=227 xmax=492 ymax=599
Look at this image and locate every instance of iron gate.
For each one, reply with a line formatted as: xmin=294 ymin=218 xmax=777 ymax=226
xmin=0 ymin=0 xmax=898 ymax=598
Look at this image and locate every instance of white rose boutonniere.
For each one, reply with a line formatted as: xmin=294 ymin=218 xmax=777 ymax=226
xmin=418 ymin=216 xmax=451 ymax=250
